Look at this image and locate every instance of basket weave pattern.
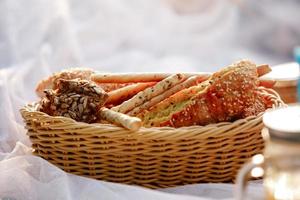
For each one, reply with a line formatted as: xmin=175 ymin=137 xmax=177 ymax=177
xmin=21 ymin=88 xmax=284 ymax=188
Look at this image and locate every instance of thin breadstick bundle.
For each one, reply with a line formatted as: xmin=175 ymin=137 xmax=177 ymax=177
xmin=99 ymin=108 xmax=142 ymax=131
xmin=111 ymin=74 xmax=185 ymax=113
xmin=106 ymin=82 xmax=156 ymax=105
xmin=127 ymin=75 xmax=206 ymax=116
xmin=91 ymin=72 xmax=209 ymax=83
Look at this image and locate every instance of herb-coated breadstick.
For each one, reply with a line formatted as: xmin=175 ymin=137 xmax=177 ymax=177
xmin=127 ymin=75 xmax=206 ymax=116
xmin=106 ymin=82 xmax=156 ymax=104
xmin=91 ymin=72 xmax=209 ymax=83
xmin=111 ymin=74 xmax=185 ymax=113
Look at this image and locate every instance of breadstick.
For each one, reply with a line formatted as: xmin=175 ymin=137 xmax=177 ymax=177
xmin=99 ymin=108 xmax=142 ymax=131
xmin=106 ymin=82 xmax=156 ymax=104
xmin=111 ymin=74 xmax=185 ymax=113
xmin=92 ymin=65 xmax=267 ymax=84
xmin=258 ymin=79 xmax=276 ymax=88
xmin=91 ymin=72 xmax=209 ymax=83
xmin=96 ymin=83 xmax=131 ymax=92
xmin=257 ymin=64 xmax=271 ymax=77
xmin=127 ymin=75 xmax=206 ymax=116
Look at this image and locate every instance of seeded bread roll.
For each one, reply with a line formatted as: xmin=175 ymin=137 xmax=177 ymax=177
xmin=38 ymin=79 xmax=108 ymax=123
xmin=141 ymin=60 xmax=271 ymax=128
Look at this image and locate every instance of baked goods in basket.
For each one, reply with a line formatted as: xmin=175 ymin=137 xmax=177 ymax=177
xmin=35 ymin=60 xmax=274 ymax=130
xmin=21 ymin=59 xmax=284 ymax=188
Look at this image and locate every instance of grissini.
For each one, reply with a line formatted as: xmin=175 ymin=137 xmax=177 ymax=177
xmin=91 ymin=72 xmax=209 ymax=83
xmin=127 ymin=75 xmax=206 ymax=116
xmin=36 ymin=65 xmax=269 ymax=97
xmin=97 ymin=83 xmax=131 ymax=92
xmin=111 ymin=73 xmax=186 ymax=113
xmin=258 ymin=79 xmax=276 ymax=88
xmin=256 ymin=64 xmax=271 ymax=77
xmin=91 ymin=64 xmax=268 ymax=84
xmin=106 ymin=82 xmax=156 ymax=105
xmin=99 ymin=108 xmax=142 ymax=131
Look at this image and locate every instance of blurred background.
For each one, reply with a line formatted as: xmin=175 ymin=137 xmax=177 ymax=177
xmin=0 ymin=0 xmax=299 ymax=72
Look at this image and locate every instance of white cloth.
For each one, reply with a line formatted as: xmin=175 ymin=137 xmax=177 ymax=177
xmin=0 ymin=0 xmax=299 ymax=71
xmin=1 ymin=0 xmax=298 ymax=199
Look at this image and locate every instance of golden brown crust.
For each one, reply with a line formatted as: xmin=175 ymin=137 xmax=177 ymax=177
xmin=111 ymin=73 xmax=186 ymax=113
xmin=242 ymin=90 xmax=272 ymax=118
xmin=97 ymin=83 xmax=132 ymax=92
xmin=141 ymin=60 xmax=267 ymax=127
xmin=106 ymin=82 xmax=156 ymax=105
xmin=35 ymin=68 xmax=134 ymax=98
xmin=91 ymin=72 xmax=210 ymax=83
xmin=128 ymin=75 xmax=205 ymax=116
xmin=99 ymin=108 xmax=142 ymax=131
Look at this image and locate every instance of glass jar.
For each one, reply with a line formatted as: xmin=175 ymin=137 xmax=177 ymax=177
xmin=236 ymin=104 xmax=300 ymax=200
xmin=263 ymin=105 xmax=300 ymax=200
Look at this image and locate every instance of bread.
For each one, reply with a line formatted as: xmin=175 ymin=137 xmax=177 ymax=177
xmin=39 ymin=79 xmax=108 ymax=123
xmin=127 ymin=75 xmax=206 ymax=116
xmin=111 ymin=73 xmax=186 ymax=113
xmin=91 ymin=72 xmax=210 ymax=83
xmin=106 ymin=82 xmax=156 ymax=105
xmin=99 ymin=108 xmax=142 ymax=131
xmin=36 ymin=68 xmax=94 ymax=97
xmin=140 ymin=60 xmax=270 ymax=128
xmin=35 ymin=68 xmax=132 ymax=97
xmin=35 ymin=60 xmax=272 ymax=130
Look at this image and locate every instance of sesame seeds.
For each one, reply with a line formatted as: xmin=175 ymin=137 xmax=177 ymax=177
xmin=139 ymin=60 xmax=264 ymax=128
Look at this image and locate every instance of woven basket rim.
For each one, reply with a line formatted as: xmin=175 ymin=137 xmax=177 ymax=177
xmin=20 ymin=87 xmax=285 ymax=139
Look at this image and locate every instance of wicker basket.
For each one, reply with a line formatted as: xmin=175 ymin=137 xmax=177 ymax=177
xmin=20 ymin=87 xmax=284 ymax=188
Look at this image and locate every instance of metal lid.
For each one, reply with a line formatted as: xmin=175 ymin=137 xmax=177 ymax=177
xmin=262 ymin=62 xmax=300 ymax=87
xmin=263 ymin=104 xmax=300 ymax=142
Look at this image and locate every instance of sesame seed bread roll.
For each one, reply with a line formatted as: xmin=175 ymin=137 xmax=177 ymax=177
xmin=111 ymin=74 xmax=185 ymax=113
xmin=99 ymin=108 xmax=142 ymax=131
xmin=128 ymin=75 xmax=207 ymax=116
xmin=141 ymin=60 xmax=271 ymax=128
xmin=106 ymin=82 xmax=156 ymax=105
xmin=91 ymin=72 xmax=209 ymax=83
